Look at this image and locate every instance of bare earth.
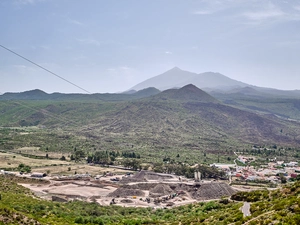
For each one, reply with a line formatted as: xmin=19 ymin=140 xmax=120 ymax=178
xmin=20 ymin=171 xmax=237 ymax=208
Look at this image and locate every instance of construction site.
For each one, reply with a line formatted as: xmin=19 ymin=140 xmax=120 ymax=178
xmin=20 ymin=170 xmax=237 ymax=208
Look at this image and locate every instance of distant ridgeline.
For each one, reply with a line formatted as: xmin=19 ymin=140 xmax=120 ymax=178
xmin=0 ymin=87 xmax=161 ymax=101
xmin=0 ymin=84 xmax=300 ymax=149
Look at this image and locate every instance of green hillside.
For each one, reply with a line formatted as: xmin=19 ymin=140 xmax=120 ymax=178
xmin=1 ymin=85 xmax=300 ymax=155
xmin=0 ymin=87 xmax=160 ymax=102
xmin=211 ymin=91 xmax=300 ymax=120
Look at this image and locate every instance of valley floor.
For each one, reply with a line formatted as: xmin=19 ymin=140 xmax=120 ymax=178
xmin=19 ymin=171 xmax=237 ymax=209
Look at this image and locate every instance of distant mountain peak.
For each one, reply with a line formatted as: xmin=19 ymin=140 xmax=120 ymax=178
xmin=170 ymin=66 xmax=181 ymax=71
xmin=180 ymin=84 xmax=198 ymax=91
xmin=155 ymin=84 xmax=217 ymax=103
xmin=129 ymin=68 xmax=249 ymax=92
xmin=176 ymin=84 xmax=218 ymax=102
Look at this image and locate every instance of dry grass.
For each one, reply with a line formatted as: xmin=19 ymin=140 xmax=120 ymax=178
xmin=0 ymin=148 xmax=129 ymax=176
xmin=11 ymin=147 xmax=71 ymax=159
xmin=32 ymin=164 xmax=129 ymax=176
xmin=0 ymin=152 xmax=73 ymax=169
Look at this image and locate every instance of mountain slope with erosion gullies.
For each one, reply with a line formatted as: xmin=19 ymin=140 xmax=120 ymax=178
xmin=82 ymin=85 xmax=300 ymax=149
xmin=1 ymin=85 xmax=300 ymax=151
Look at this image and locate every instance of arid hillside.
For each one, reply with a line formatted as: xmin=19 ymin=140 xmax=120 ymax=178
xmin=1 ymin=85 xmax=300 ymax=152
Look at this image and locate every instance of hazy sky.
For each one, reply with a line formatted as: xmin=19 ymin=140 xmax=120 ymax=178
xmin=1 ymin=0 xmax=300 ymax=93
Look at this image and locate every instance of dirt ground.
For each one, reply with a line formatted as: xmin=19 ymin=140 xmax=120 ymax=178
xmin=19 ymin=171 xmax=237 ymax=209
xmin=0 ymin=152 xmax=73 ymax=168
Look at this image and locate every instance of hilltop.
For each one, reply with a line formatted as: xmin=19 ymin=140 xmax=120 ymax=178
xmin=154 ymin=84 xmax=218 ymax=103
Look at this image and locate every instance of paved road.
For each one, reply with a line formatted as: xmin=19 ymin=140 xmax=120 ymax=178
xmin=242 ymin=202 xmax=251 ymax=217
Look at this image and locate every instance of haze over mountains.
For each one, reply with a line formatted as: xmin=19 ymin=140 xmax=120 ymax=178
xmin=1 ymin=67 xmax=300 ymax=98
xmin=2 ymin=67 xmax=300 ymax=122
xmin=131 ymin=67 xmax=249 ymax=92
xmin=130 ymin=67 xmax=300 ymax=98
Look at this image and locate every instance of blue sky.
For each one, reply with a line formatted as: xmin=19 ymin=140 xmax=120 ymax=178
xmin=1 ymin=0 xmax=300 ymax=93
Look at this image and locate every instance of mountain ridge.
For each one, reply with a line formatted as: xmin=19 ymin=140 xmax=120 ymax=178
xmin=130 ymin=67 xmax=250 ymax=91
xmin=154 ymin=84 xmax=218 ymax=103
xmin=129 ymin=68 xmax=300 ymax=99
xmin=0 ymin=87 xmax=161 ymax=101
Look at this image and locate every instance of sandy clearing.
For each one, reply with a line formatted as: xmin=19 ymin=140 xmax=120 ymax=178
xmin=21 ymin=182 xmax=118 ymax=198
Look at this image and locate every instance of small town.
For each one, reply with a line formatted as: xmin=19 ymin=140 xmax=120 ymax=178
xmin=212 ymin=157 xmax=299 ymax=185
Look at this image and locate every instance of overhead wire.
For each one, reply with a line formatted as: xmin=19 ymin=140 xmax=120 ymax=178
xmin=0 ymin=44 xmax=96 ymax=134
xmin=0 ymin=44 xmax=92 ymax=94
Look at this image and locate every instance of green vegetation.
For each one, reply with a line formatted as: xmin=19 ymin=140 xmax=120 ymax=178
xmin=0 ymin=86 xmax=300 ymax=224
xmin=1 ymin=86 xmax=300 ymax=156
xmin=0 ymin=175 xmax=300 ymax=224
xmin=17 ymin=163 xmax=31 ymax=173
xmin=213 ymin=91 xmax=300 ymax=120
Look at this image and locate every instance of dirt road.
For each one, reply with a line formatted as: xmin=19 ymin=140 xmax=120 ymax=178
xmin=242 ymin=202 xmax=251 ymax=217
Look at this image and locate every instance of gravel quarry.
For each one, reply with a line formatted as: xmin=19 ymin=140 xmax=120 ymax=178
xmin=20 ymin=171 xmax=237 ymax=208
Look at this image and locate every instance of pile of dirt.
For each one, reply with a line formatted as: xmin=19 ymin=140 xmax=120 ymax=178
xmin=145 ymin=172 xmax=173 ymax=181
xmin=131 ymin=171 xmax=147 ymax=180
xmin=120 ymin=171 xmax=174 ymax=183
xmin=149 ymin=184 xmax=173 ymax=197
xmin=108 ymin=188 xmax=145 ymax=197
xmin=192 ymin=183 xmax=236 ymax=200
xmin=119 ymin=177 xmax=143 ymax=184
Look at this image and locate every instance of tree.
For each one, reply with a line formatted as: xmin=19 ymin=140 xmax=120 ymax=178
xmin=91 ymin=151 xmax=111 ymax=165
xmin=74 ymin=150 xmax=85 ymax=162
xmin=18 ymin=164 xmax=31 ymax=173
xmin=123 ymin=159 xmax=140 ymax=170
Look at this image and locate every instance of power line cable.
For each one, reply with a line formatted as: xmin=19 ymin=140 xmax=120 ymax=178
xmin=0 ymin=44 xmax=92 ymax=94
xmin=0 ymin=44 xmax=94 ymax=131
xmin=0 ymin=44 xmax=99 ymax=137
